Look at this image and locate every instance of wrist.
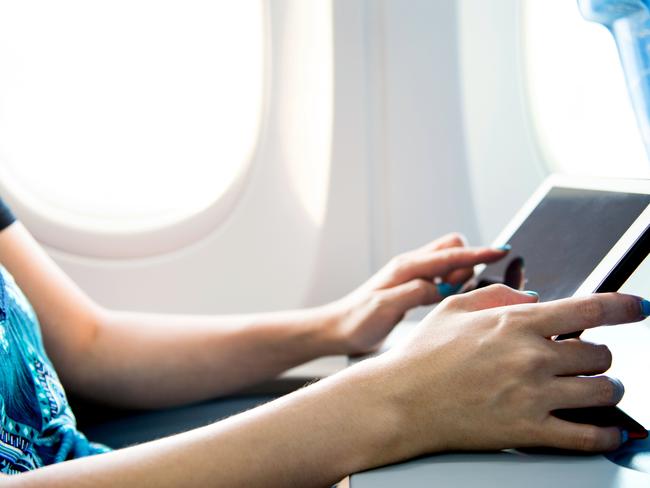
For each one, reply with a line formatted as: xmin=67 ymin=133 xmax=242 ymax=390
xmin=307 ymin=355 xmax=410 ymax=474
xmin=307 ymin=300 xmax=353 ymax=356
xmin=355 ymin=351 xmax=452 ymax=461
xmin=329 ymin=353 xmax=452 ymax=472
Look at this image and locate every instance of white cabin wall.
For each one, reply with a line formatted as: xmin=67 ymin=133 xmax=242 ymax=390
xmin=459 ymin=0 xmax=547 ymax=243
xmin=307 ymin=0 xmax=484 ymax=306
xmin=41 ymin=1 xmax=345 ymax=315
xmin=369 ymin=0 xmax=480 ymax=265
xmin=7 ymin=0 xmax=548 ymax=314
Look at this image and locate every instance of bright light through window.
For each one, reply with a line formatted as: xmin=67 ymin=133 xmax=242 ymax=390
xmin=0 ymin=1 xmax=263 ymax=231
xmin=523 ymin=0 xmax=650 ymax=178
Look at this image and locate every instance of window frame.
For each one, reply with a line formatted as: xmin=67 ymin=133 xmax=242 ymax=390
xmin=519 ymin=0 xmax=649 ymax=179
xmin=0 ymin=2 xmax=270 ymax=259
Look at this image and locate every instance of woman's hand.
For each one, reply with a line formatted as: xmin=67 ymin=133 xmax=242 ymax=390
xmin=327 ymin=233 xmax=509 ymax=355
xmin=13 ymin=286 xmax=644 ymax=488
xmin=368 ymin=284 xmax=644 ymax=462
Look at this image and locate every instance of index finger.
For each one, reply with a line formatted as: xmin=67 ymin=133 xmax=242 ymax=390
xmin=400 ymin=247 xmax=508 ymax=283
xmin=417 ymin=232 xmax=467 ymax=253
xmin=521 ymin=293 xmax=647 ymax=337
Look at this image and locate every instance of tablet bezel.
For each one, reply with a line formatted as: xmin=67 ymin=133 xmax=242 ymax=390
xmin=477 ymin=174 xmax=650 ymax=299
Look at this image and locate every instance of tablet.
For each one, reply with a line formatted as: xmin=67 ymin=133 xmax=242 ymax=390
xmin=576 ymin=244 xmax=650 ymax=439
xmin=467 ymin=175 xmax=650 ymax=301
xmin=467 ymin=174 xmax=650 ymax=439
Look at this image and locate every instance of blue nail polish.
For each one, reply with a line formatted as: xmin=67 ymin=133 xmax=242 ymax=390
xmin=524 ymin=290 xmax=539 ymax=298
xmin=621 ymin=430 xmax=629 ymax=444
xmin=437 ymin=282 xmax=462 ymax=298
xmin=640 ymin=299 xmax=650 ymax=318
xmin=496 ymin=244 xmax=512 ymax=252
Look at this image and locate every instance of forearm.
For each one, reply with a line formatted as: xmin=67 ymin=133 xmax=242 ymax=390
xmin=9 ymin=357 xmax=403 ymax=488
xmin=68 ymin=304 xmax=345 ymax=408
xmin=0 ymin=222 xmax=350 ymax=408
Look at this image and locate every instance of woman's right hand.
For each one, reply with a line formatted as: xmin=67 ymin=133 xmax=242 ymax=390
xmin=367 ymin=284 xmax=645 ymax=462
xmin=14 ymin=285 xmax=645 ymax=488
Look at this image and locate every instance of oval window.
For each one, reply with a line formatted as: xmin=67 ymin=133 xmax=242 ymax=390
xmin=0 ymin=1 xmax=264 ymax=233
xmin=523 ymin=0 xmax=649 ymax=178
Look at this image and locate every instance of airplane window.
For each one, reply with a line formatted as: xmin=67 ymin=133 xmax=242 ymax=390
xmin=523 ymin=0 xmax=650 ymax=178
xmin=0 ymin=1 xmax=263 ymax=232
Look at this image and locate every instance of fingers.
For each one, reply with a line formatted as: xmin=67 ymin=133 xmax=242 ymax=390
xmin=524 ymin=293 xmax=645 ymax=337
xmin=423 ymin=234 xmax=474 ymax=287
xmin=419 ymin=232 xmax=467 ymax=252
xmin=541 ymin=417 xmax=623 ymax=452
xmin=376 ymin=275 xmax=508 ymax=317
xmin=433 ymin=247 xmax=509 ymax=277
xmin=380 ymin=279 xmax=440 ymax=312
xmin=551 ymin=339 xmax=612 ymax=376
xmin=548 ymin=376 xmax=624 ymax=409
xmin=442 ymin=284 xmax=539 ymax=312
xmin=391 ymin=246 xmax=508 ymax=285
xmin=441 ymin=267 xmax=474 ymax=288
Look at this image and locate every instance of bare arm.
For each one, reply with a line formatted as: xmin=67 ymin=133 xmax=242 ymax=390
xmin=72 ymin=307 xmax=343 ymax=407
xmin=5 ymin=287 xmax=642 ymax=487
xmin=0 ymin=222 xmax=342 ymax=408
xmin=0 ymin=224 xmax=507 ymax=408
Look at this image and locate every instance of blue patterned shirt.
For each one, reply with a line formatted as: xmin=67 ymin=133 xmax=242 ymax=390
xmin=0 ymin=265 xmax=109 ymax=474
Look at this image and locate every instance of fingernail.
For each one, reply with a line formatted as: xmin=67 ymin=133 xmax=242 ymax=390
xmin=437 ymin=282 xmax=463 ymax=298
xmin=621 ymin=429 xmax=629 ymax=444
xmin=639 ymin=298 xmax=650 ymax=318
xmin=611 ymin=377 xmax=625 ymax=400
xmin=496 ymin=244 xmax=512 ymax=252
xmin=523 ymin=290 xmax=539 ymax=298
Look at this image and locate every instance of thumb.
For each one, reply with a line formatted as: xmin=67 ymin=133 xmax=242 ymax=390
xmin=379 ymin=279 xmax=440 ymax=314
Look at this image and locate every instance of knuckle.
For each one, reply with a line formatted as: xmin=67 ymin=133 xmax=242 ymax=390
xmin=412 ymin=279 xmax=431 ymax=300
xmin=595 ymin=344 xmax=613 ymax=371
xmin=388 ymin=254 xmax=409 ymax=279
xmin=493 ymin=309 xmax=511 ymax=333
xmin=522 ymin=348 xmax=550 ymax=373
xmin=446 ymin=232 xmax=466 ymax=246
xmin=444 ymin=246 xmax=466 ymax=260
xmin=507 ymin=384 xmax=539 ymax=411
xmin=369 ymin=293 xmax=400 ymax=322
xmin=594 ymin=377 xmax=617 ymax=404
xmin=369 ymin=292 xmax=389 ymax=311
xmin=494 ymin=307 xmax=522 ymax=332
xmin=440 ymin=294 xmax=464 ymax=311
xmin=504 ymin=343 xmax=548 ymax=375
xmin=489 ymin=283 xmax=512 ymax=296
xmin=574 ymin=426 xmax=605 ymax=451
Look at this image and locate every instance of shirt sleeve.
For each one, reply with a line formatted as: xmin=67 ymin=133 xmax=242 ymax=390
xmin=0 ymin=197 xmax=17 ymax=232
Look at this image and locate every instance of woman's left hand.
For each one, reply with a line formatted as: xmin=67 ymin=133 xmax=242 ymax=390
xmin=326 ymin=233 xmax=510 ymax=355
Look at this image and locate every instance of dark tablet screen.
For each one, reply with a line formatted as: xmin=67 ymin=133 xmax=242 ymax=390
xmin=475 ymin=187 xmax=650 ymax=301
